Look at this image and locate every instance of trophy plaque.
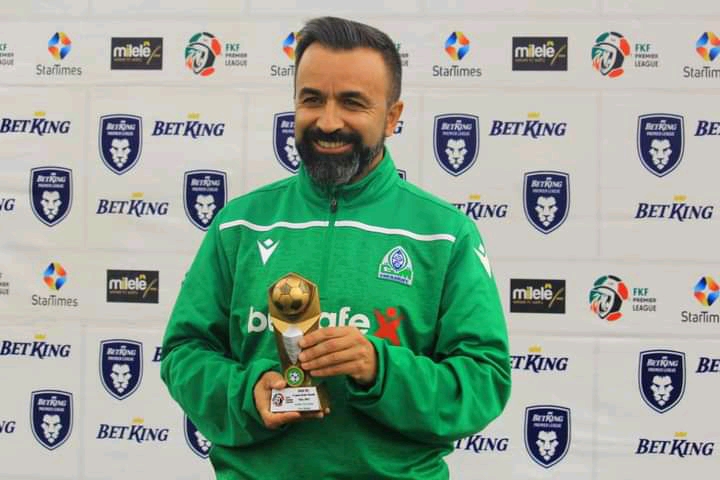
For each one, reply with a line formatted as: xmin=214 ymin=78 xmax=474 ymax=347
xmin=268 ymin=273 xmax=330 ymax=413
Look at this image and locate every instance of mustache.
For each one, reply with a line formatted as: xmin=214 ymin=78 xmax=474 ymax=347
xmin=302 ymin=128 xmax=362 ymax=145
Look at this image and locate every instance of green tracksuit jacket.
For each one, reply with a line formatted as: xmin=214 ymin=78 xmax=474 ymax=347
xmin=161 ymin=149 xmax=511 ymax=480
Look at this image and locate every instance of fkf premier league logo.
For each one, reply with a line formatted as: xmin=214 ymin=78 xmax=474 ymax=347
xmin=592 ymin=31 xmax=631 ymax=78
xmin=185 ymin=32 xmax=222 ymax=77
xmin=524 ymin=405 xmax=571 ymax=468
xmin=30 ymin=390 xmax=73 ymax=450
xmin=184 ymin=170 xmax=227 ymax=230
xmin=639 ymin=350 xmax=686 ymax=414
xmin=273 ymin=112 xmax=299 ymax=173
xmin=433 ymin=114 xmax=479 ymax=176
xmin=99 ymin=115 xmax=142 ymax=175
xmin=523 ymin=171 xmax=569 ymax=234
xmin=185 ymin=415 xmax=212 ymax=458
xmin=30 ymin=167 xmax=72 ymax=227
xmin=589 ymin=275 xmax=629 ymax=321
xmin=100 ymin=340 xmax=143 ymax=401
xmin=637 ymin=114 xmax=684 ymax=177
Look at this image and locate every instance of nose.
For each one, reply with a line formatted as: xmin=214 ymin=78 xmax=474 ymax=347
xmin=315 ymin=101 xmax=344 ymax=133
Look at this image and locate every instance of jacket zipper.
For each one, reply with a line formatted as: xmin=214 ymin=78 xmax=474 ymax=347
xmin=319 ymin=194 xmax=338 ymax=298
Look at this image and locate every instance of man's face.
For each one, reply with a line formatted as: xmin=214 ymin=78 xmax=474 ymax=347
xmin=294 ymin=44 xmax=403 ymax=186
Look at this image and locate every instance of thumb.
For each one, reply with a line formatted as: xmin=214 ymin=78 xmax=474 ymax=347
xmin=264 ymin=371 xmax=286 ymax=389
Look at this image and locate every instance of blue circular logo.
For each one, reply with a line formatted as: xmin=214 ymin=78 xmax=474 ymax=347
xmin=390 ymin=248 xmax=407 ymax=270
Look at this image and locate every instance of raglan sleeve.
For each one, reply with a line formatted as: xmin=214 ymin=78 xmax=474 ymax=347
xmin=160 ymin=213 xmax=284 ymax=447
xmin=346 ymin=218 xmax=511 ymax=444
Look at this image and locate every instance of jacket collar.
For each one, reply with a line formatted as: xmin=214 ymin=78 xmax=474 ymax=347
xmin=296 ymin=148 xmax=399 ymax=210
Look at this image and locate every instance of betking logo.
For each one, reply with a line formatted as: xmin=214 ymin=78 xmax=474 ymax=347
xmin=0 ymin=419 xmax=16 ymax=434
xmin=511 ymin=346 xmax=568 ymax=373
xmin=1 ymin=112 xmax=71 ymax=136
xmin=0 ymin=334 xmax=71 ymax=359
xmin=636 ymin=432 xmax=714 ymax=457
xmin=96 ymin=417 xmax=169 ymax=444
xmin=455 ymin=435 xmax=510 ymax=453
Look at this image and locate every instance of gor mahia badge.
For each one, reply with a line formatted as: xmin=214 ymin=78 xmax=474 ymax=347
xmin=184 ymin=170 xmax=227 ymax=230
xmin=378 ymin=246 xmax=414 ymax=286
xmin=637 ymin=114 xmax=684 ymax=178
xmin=30 ymin=167 xmax=73 ymax=227
xmin=99 ymin=114 xmax=143 ymax=175
xmin=30 ymin=390 xmax=73 ymax=450
xmin=524 ymin=405 xmax=571 ymax=469
xmin=99 ymin=339 xmax=143 ymax=401
xmin=184 ymin=414 xmax=212 ymax=459
xmin=638 ymin=349 xmax=686 ymax=414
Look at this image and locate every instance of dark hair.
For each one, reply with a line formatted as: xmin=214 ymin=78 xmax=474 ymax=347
xmin=294 ymin=16 xmax=402 ymax=104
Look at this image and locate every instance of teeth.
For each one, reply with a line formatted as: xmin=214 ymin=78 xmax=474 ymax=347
xmin=317 ymin=140 xmax=348 ymax=149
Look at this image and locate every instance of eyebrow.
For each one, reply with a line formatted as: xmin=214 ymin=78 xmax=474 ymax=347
xmin=297 ymin=87 xmax=371 ymax=104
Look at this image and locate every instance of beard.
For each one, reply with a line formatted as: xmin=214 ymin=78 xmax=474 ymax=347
xmin=296 ymin=127 xmax=384 ymax=187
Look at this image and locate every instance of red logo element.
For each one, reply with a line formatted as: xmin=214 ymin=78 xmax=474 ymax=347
xmin=373 ymin=307 xmax=403 ymax=346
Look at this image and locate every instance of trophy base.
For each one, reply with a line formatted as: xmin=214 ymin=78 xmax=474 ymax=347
xmin=270 ymin=384 xmax=330 ymax=413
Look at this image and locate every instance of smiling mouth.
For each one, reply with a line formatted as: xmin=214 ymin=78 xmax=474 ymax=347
xmin=314 ymin=140 xmax=352 ymax=153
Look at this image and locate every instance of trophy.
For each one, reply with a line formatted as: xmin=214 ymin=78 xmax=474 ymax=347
xmin=267 ymin=273 xmax=330 ymax=413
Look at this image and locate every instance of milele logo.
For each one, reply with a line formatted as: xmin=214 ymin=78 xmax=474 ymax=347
xmin=510 ymin=279 xmax=566 ymax=314
xmin=110 ymin=37 xmax=162 ymax=70
xmin=106 ymin=270 xmax=158 ymax=303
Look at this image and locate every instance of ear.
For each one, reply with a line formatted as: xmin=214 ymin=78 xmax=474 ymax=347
xmin=383 ymin=100 xmax=404 ymax=137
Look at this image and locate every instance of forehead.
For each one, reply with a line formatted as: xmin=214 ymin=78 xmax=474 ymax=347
xmin=295 ymin=44 xmax=389 ymax=99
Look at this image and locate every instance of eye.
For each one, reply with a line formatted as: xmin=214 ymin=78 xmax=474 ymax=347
xmin=301 ymin=96 xmax=321 ymax=105
xmin=343 ymin=98 xmax=364 ymax=108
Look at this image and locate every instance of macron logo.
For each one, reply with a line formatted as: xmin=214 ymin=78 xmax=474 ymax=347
xmin=474 ymin=244 xmax=492 ymax=278
xmin=257 ymin=239 xmax=278 ymax=265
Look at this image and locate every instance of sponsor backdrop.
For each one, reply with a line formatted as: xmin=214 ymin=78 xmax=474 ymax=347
xmin=1 ymin=1 xmax=719 ymax=479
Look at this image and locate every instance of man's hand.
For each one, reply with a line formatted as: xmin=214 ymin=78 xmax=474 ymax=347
xmin=298 ymin=327 xmax=378 ymax=386
xmin=253 ymin=371 xmax=324 ymax=429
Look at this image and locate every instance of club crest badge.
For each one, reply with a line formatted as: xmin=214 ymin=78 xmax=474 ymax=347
xmin=273 ymin=112 xmax=300 ymax=173
xmin=99 ymin=114 xmax=143 ymax=175
xmin=184 ymin=414 xmax=212 ymax=459
xmin=184 ymin=170 xmax=227 ymax=230
xmin=30 ymin=390 xmax=73 ymax=450
xmin=638 ymin=349 xmax=685 ymax=414
xmin=99 ymin=339 xmax=143 ymax=400
xmin=523 ymin=171 xmax=569 ymax=234
xmin=30 ymin=167 xmax=72 ymax=227
xmin=637 ymin=114 xmax=684 ymax=178
xmin=433 ymin=114 xmax=479 ymax=176
xmin=524 ymin=405 xmax=571 ymax=468
xmin=378 ymin=246 xmax=414 ymax=286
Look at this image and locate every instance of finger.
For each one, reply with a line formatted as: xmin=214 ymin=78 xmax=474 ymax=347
xmin=262 ymin=372 xmax=287 ymax=390
xmin=263 ymin=411 xmax=302 ymax=429
xmin=299 ymin=334 xmax=360 ymax=363
xmin=299 ymin=411 xmax=325 ymax=420
xmin=307 ymin=359 xmax=364 ymax=378
xmin=301 ymin=344 xmax=363 ymax=371
xmin=298 ymin=327 xmax=349 ymax=348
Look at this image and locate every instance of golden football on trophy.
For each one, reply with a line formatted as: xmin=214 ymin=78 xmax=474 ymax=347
xmin=270 ymin=275 xmax=312 ymax=316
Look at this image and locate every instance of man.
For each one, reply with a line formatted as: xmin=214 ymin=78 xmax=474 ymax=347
xmin=161 ymin=16 xmax=511 ymax=479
